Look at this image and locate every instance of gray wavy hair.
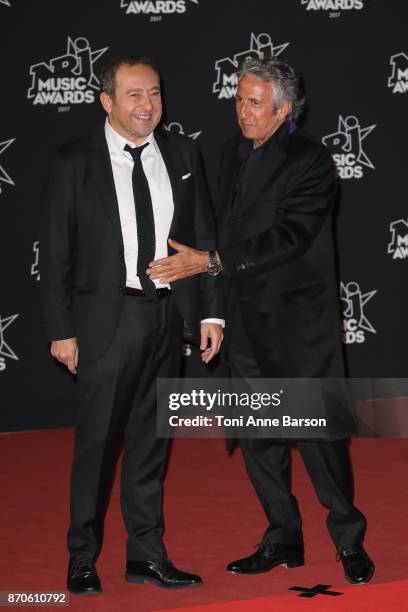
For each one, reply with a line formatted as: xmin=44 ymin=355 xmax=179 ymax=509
xmin=237 ymin=57 xmax=306 ymax=121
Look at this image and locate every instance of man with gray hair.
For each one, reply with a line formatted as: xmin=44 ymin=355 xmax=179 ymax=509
xmin=148 ymin=57 xmax=374 ymax=584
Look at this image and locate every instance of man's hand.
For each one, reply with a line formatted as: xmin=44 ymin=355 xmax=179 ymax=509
xmin=50 ymin=337 xmax=78 ymax=375
xmin=147 ymin=238 xmax=209 ymax=283
xmin=200 ymin=323 xmax=223 ymax=364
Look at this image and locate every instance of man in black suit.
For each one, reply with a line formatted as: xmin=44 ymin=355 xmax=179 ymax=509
xmin=148 ymin=57 xmax=374 ymax=584
xmin=41 ymin=56 xmax=223 ymax=594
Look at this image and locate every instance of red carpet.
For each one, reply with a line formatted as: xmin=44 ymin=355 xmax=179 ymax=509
xmin=0 ymin=431 xmax=408 ymax=611
xmin=157 ymin=581 xmax=408 ymax=611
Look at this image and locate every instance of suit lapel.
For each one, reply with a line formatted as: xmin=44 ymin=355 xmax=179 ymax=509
xmin=89 ymin=129 xmax=124 ymax=249
xmin=154 ymin=129 xmax=179 ymax=202
xmin=217 ymin=136 xmax=244 ymax=236
xmin=154 ymin=130 xmax=181 ymax=251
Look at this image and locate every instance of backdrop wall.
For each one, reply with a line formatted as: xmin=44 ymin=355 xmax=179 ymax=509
xmin=1 ymin=0 xmax=407 ymax=431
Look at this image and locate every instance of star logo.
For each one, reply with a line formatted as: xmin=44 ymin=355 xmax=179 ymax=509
xmin=65 ymin=36 xmax=108 ymax=91
xmin=0 ymin=313 xmax=19 ymax=362
xmin=27 ymin=36 xmax=108 ymax=102
xmin=340 ymin=282 xmax=377 ymax=334
xmin=323 ymin=115 xmax=376 ymax=170
xmin=0 ymin=138 xmax=15 ymax=194
xmin=340 ymin=115 xmax=376 ymax=169
xmin=247 ymin=32 xmax=289 ymax=60
xmin=213 ymin=33 xmax=290 ymax=98
xmin=164 ymin=122 xmax=201 ymax=140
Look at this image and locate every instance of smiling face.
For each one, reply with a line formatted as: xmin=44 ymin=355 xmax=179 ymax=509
xmin=100 ymin=63 xmax=162 ymax=144
xmin=235 ymin=73 xmax=291 ymax=148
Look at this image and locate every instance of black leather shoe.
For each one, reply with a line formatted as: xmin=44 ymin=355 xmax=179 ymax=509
xmin=227 ymin=542 xmax=304 ymax=574
xmin=125 ymin=559 xmax=202 ymax=589
xmin=337 ymin=544 xmax=375 ymax=584
xmin=67 ymin=557 xmax=102 ymax=595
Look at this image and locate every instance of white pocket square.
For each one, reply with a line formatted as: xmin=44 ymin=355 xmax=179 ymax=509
xmin=182 ymin=172 xmax=191 ymax=180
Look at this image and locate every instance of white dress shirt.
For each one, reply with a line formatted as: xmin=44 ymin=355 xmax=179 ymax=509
xmin=105 ymin=118 xmax=173 ymax=290
xmin=105 ymin=119 xmax=224 ymax=327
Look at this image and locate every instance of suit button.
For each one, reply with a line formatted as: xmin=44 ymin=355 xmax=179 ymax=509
xmin=118 ymin=285 xmax=124 ymax=292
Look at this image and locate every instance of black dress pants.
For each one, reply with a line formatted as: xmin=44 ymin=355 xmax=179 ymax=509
xmin=67 ymin=294 xmax=183 ymax=562
xmin=228 ymin=306 xmax=367 ymax=549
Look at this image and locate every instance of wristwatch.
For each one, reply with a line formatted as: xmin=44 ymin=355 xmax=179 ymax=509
xmin=208 ymin=250 xmax=222 ymax=276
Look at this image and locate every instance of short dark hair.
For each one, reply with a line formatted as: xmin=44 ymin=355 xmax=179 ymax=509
xmin=99 ymin=55 xmax=160 ymax=99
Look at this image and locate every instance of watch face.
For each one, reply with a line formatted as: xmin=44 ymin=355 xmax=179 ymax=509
xmin=208 ymin=262 xmax=221 ymax=276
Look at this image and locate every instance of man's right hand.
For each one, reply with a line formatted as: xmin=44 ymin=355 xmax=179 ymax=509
xmin=50 ymin=337 xmax=78 ymax=375
xmin=147 ymin=239 xmax=210 ymax=283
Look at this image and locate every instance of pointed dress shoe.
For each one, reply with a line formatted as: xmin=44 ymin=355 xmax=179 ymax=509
xmin=337 ymin=544 xmax=375 ymax=584
xmin=125 ymin=559 xmax=202 ymax=589
xmin=67 ymin=557 xmax=102 ymax=595
xmin=227 ymin=542 xmax=304 ymax=574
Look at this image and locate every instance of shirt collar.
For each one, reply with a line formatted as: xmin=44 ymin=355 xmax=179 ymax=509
xmin=104 ymin=118 xmax=159 ymax=157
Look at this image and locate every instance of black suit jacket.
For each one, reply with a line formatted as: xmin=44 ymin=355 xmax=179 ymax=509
xmin=41 ymin=126 xmax=223 ymax=361
xmin=217 ymin=123 xmax=344 ymax=378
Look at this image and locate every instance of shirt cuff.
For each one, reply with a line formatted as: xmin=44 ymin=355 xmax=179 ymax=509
xmin=200 ymin=318 xmax=225 ymax=328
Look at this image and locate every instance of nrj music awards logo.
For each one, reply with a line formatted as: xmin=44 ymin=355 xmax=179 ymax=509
xmin=341 ymin=282 xmax=377 ymax=344
xmin=213 ymin=33 xmax=289 ymax=100
xmin=0 ymin=313 xmax=19 ymax=372
xmin=388 ymin=219 xmax=408 ymax=260
xmin=120 ymin=0 xmax=198 ymax=15
xmin=301 ymin=0 xmax=363 ymax=10
xmin=322 ymin=115 xmax=376 ymax=179
xmin=27 ymin=36 xmax=108 ymax=106
xmin=0 ymin=138 xmax=15 ymax=195
xmin=388 ymin=53 xmax=408 ymax=94
xmin=164 ymin=122 xmax=201 ymax=140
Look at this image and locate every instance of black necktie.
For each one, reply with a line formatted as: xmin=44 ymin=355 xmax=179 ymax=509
xmin=124 ymin=143 xmax=157 ymax=299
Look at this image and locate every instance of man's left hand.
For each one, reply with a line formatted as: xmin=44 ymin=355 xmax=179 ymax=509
xmin=200 ymin=322 xmax=223 ymax=364
xmin=147 ymin=238 xmax=208 ymax=283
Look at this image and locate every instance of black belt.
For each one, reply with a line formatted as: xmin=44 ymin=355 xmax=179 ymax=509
xmin=125 ymin=286 xmax=172 ymax=298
